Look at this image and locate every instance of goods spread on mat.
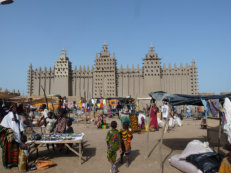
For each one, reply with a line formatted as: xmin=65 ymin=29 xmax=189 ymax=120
xmin=27 ymin=133 xmax=84 ymax=143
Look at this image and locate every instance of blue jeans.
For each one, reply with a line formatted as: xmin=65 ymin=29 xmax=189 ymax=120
xmin=185 ymin=112 xmax=191 ymax=118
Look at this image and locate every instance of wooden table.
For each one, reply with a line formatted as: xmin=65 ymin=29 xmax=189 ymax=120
xmin=27 ymin=133 xmax=85 ymax=165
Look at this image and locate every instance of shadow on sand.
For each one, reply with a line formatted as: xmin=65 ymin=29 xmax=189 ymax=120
xmin=28 ymin=140 xmax=96 ymax=165
xmin=115 ymin=149 xmax=140 ymax=170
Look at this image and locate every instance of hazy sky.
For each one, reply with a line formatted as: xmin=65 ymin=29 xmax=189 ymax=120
xmin=0 ymin=0 xmax=230 ymax=95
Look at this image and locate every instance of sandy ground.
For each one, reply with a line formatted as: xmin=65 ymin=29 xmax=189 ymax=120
xmin=0 ymin=118 xmax=209 ymax=173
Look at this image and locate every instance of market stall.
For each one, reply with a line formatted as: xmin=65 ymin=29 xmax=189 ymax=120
xmin=147 ymin=91 xmax=231 ymax=173
xmin=26 ymin=133 xmax=85 ymax=165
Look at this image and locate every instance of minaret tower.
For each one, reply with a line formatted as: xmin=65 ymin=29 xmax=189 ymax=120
xmin=53 ymin=49 xmax=72 ymax=96
xmin=143 ymin=44 xmax=161 ymax=96
xmin=93 ymin=43 xmax=117 ymax=98
xmin=27 ymin=63 xmax=33 ymax=96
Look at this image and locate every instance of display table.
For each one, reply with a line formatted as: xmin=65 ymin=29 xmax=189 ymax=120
xmin=26 ymin=133 xmax=85 ymax=165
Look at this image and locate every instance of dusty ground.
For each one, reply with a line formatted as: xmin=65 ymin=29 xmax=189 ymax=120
xmin=0 ymin=118 xmax=209 ymax=173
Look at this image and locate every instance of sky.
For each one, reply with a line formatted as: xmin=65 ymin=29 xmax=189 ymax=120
xmin=0 ymin=0 xmax=230 ymax=95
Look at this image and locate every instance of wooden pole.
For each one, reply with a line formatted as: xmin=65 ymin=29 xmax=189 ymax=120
xmin=145 ymin=100 xmax=153 ymax=159
xmin=159 ymin=103 xmax=171 ymax=172
xmin=40 ymin=85 xmax=48 ymax=110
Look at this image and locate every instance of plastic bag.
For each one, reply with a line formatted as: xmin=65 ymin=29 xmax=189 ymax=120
xmin=168 ymin=118 xmax=174 ymax=128
xmin=186 ymin=152 xmax=223 ymax=173
xmin=175 ymin=117 xmax=182 ymax=126
xmin=179 ymin=140 xmax=213 ymax=159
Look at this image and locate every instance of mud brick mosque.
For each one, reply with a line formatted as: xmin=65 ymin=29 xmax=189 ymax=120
xmin=27 ymin=43 xmax=198 ymax=100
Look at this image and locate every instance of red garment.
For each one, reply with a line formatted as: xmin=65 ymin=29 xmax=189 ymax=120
xmin=149 ymin=107 xmax=159 ymax=129
xmin=100 ymin=103 xmax=104 ymax=108
xmin=0 ymin=127 xmax=19 ymax=168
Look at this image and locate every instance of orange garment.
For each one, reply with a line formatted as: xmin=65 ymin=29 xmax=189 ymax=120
xmin=120 ymin=129 xmax=133 ymax=152
xmin=219 ymin=157 xmax=231 ymax=173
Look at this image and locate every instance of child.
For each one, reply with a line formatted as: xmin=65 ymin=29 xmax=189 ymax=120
xmin=106 ymin=121 xmax=121 ymax=173
xmin=44 ymin=112 xmax=56 ymax=152
xmin=65 ymin=118 xmax=74 ymax=134
xmin=65 ymin=118 xmax=74 ymax=153
xmin=45 ymin=112 xmax=56 ymax=134
xmin=18 ymin=135 xmax=29 ymax=172
xmin=120 ymin=121 xmax=133 ymax=167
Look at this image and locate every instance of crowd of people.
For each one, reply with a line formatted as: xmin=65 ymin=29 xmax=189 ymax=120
xmin=0 ymin=99 xmax=206 ymax=172
xmin=0 ymin=103 xmax=74 ymax=170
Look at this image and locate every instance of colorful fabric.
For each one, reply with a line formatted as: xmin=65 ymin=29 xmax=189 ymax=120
xmin=103 ymin=99 xmax=106 ymax=105
xmin=18 ymin=149 xmax=28 ymax=172
xmin=120 ymin=115 xmax=131 ymax=127
xmin=130 ymin=115 xmax=139 ymax=131
xmin=107 ymin=149 xmax=117 ymax=163
xmin=120 ymin=129 xmax=132 ymax=154
xmin=0 ymin=112 xmax=24 ymax=143
xmin=149 ymin=107 xmax=159 ymax=129
xmin=207 ymin=99 xmax=221 ymax=117
xmin=106 ymin=129 xmax=121 ymax=162
xmin=0 ymin=126 xmax=19 ymax=168
xmin=56 ymin=117 xmax=66 ymax=133
xmin=100 ymin=103 xmax=104 ymax=108
xmin=108 ymin=108 xmax=112 ymax=118
xmin=219 ymin=157 xmax=231 ymax=173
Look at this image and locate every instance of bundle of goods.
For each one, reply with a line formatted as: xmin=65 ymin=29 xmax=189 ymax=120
xmin=39 ymin=133 xmax=82 ymax=141
xmin=130 ymin=114 xmax=139 ymax=132
xmin=169 ymin=140 xmax=223 ymax=173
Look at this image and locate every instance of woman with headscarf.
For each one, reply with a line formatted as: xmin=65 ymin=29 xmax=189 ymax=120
xmin=149 ymin=103 xmax=159 ymax=131
xmin=0 ymin=104 xmax=25 ymax=169
xmin=55 ymin=109 xmax=66 ymax=151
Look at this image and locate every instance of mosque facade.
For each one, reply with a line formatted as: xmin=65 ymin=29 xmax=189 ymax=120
xmin=27 ymin=44 xmax=198 ymax=99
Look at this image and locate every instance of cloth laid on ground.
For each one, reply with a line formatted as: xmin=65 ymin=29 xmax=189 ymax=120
xmin=77 ymin=110 xmax=84 ymax=115
xmin=223 ymin=98 xmax=231 ymax=142
xmin=36 ymin=159 xmax=55 ymax=170
xmin=169 ymin=154 xmax=202 ymax=173
xmin=186 ymin=152 xmax=223 ymax=173
xmin=219 ymin=157 xmax=231 ymax=173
